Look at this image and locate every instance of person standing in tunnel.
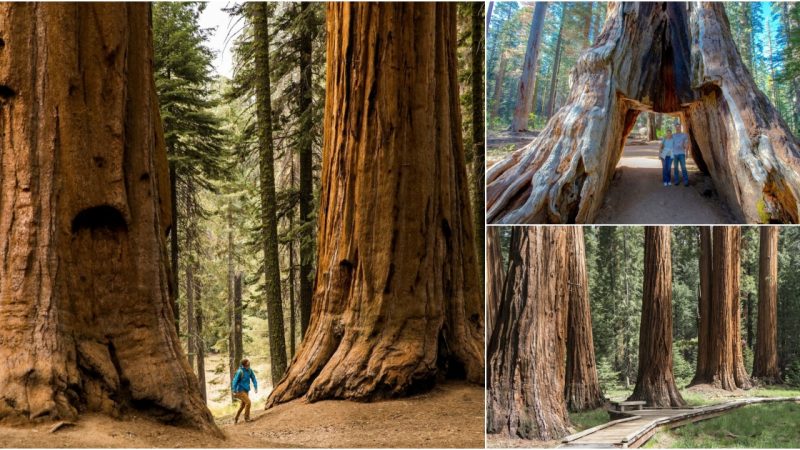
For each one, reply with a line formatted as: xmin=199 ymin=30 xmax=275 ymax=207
xmin=659 ymin=128 xmax=675 ymax=187
xmin=671 ymin=130 xmax=690 ymax=186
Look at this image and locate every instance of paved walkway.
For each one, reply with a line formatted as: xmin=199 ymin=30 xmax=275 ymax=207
xmin=560 ymin=397 xmax=800 ymax=448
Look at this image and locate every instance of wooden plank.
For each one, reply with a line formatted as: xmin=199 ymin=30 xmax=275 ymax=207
xmin=562 ymin=416 xmax=640 ymax=443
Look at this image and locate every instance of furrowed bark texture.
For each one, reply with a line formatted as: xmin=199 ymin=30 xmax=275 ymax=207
xmin=628 ymin=227 xmax=685 ymax=407
xmin=487 ymin=3 xmax=800 ymax=224
xmin=753 ymin=226 xmax=780 ymax=382
xmin=692 ymin=226 xmax=713 ymax=384
xmin=486 ymin=227 xmax=505 ymax=343
xmin=565 ymin=227 xmax=603 ymax=412
xmin=0 ymin=3 xmax=217 ymax=433
xmin=266 ymin=3 xmax=484 ymax=407
xmin=487 ymin=227 xmax=570 ymax=440
xmin=692 ymin=227 xmax=751 ymax=390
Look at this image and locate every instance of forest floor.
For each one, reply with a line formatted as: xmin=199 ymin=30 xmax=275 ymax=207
xmin=594 ymin=142 xmax=736 ymax=224
xmin=485 ymin=132 xmax=737 ymax=224
xmin=0 ymin=381 xmax=484 ymax=448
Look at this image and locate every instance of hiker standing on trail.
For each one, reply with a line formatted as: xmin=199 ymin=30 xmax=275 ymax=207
xmin=232 ymin=358 xmax=258 ymax=424
xmin=659 ymin=128 xmax=674 ymax=187
xmin=671 ymin=130 xmax=690 ymax=186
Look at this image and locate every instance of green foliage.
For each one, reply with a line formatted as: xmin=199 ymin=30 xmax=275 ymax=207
xmin=673 ymin=339 xmax=697 ymax=388
xmin=645 ymin=402 xmax=800 ymax=448
xmin=569 ymin=408 xmax=609 ymax=432
xmin=785 ymin=360 xmax=800 ymax=387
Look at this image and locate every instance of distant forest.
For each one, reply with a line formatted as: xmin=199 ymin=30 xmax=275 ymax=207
xmin=493 ymin=226 xmax=800 ymax=391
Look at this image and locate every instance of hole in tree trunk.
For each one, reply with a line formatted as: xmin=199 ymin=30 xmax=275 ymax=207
xmin=71 ymin=205 xmax=127 ymax=234
xmin=0 ymin=85 xmax=16 ymax=99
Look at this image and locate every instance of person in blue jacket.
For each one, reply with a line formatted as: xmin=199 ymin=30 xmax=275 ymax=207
xmin=232 ymin=358 xmax=258 ymax=423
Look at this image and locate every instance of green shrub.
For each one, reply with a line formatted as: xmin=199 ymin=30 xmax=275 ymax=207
xmin=785 ymin=360 xmax=800 ymax=387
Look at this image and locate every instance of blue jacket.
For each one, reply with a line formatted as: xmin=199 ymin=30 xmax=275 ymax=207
xmin=232 ymin=366 xmax=258 ymax=393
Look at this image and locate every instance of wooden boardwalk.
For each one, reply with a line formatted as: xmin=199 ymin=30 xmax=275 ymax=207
xmin=560 ymin=396 xmax=800 ymax=448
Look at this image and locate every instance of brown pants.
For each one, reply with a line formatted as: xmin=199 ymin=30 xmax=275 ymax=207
xmin=234 ymin=391 xmax=251 ymax=421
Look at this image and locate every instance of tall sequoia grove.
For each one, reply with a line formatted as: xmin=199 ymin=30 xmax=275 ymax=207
xmin=628 ymin=227 xmax=685 ymax=407
xmin=487 ymin=227 xmax=571 ymax=440
xmin=564 ymin=227 xmax=603 ymax=412
xmin=487 ymin=3 xmax=800 ymax=224
xmin=0 ymin=3 xmax=216 ymax=433
xmin=753 ymin=226 xmax=780 ymax=382
xmin=265 ymin=3 xmax=484 ymax=407
xmin=691 ymin=226 xmax=751 ymax=390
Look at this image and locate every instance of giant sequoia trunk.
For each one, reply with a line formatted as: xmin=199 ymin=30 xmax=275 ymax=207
xmin=486 ymin=227 xmax=505 ymax=343
xmin=564 ymin=227 xmax=603 ymax=412
xmin=0 ymin=3 xmax=216 ymax=433
xmin=266 ymin=3 xmax=484 ymax=407
xmin=692 ymin=226 xmax=713 ymax=384
xmin=753 ymin=226 xmax=780 ymax=382
xmin=628 ymin=227 xmax=685 ymax=407
xmin=487 ymin=227 xmax=570 ymax=440
xmin=691 ymin=227 xmax=751 ymax=390
xmin=487 ymin=3 xmax=800 ymax=224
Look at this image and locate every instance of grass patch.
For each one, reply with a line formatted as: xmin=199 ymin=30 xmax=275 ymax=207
xmin=750 ymin=385 xmax=800 ymax=398
xmin=569 ymin=408 xmax=609 ymax=432
xmin=644 ymin=402 xmax=800 ymax=448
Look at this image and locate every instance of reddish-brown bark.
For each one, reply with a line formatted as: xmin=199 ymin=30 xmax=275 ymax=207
xmin=486 ymin=227 xmax=506 ymax=342
xmin=753 ymin=227 xmax=780 ymax=382
xmin=628 ymin=227 xmax=685 ymax=407
xmin=266 ymin=3 xmax=484 ymax=407
xmin=0 ymin=3 xmax=216 ymax=433
xmin=487 ymin=227 xmax=570 ymax=440
xmin=565 ymin=227 xmax=604 ymax=411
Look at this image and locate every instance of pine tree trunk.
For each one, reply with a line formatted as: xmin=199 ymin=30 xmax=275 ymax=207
xmin=0 ymin=3 xmax=216 ymax=433
xmin=298 ymin=1 xmax=315 ymax=338
xmin=647 ymin=113 xmax=657 ymax=140
xmin=227 ymin=208 xmax=236 ymax=399
xmin=510 ymin=2 xmax=548 ymax=132
xmin=266 ymin=3 xmax=484 ymax=407
xmin=487 ymin=3 xmax=800 ymax=224
xmin=546 ymin=7 xmax=565 ymax=119
xmin=472 ymin=2 xmax=485 ymax=293
xmin=692 ymin=227 xmax=752 ymax=390
xmin=565 ymin=227 xmax=604 ymax=412
xmin=486 ymin=1 xmax=493 ymax=36
xmin=252 ymin=1 xmax=288 ymax=386
xmin=233 ymin=273 xmax=243 ymax=376
xmin=186 ymin=265 xmax=196 ymax=370
xmin=490 ymin=52 xmax=508 ymax=120
xmin=196 ymin=294 xmax=206 ymax=403
xmin=628 ymin=227 xmax=685 ymax=407
xmin=487 ymin=227 xmax=570 ymax=440
xmin=584 ymin=3 xmax=593 ymax=44
xmin=486 ymin=227 xmax=505 ymax=343
xmin=753 ymin=226 xmax=780 ymax=382
xmin=169 ymin=162 xmax=180 ymax=334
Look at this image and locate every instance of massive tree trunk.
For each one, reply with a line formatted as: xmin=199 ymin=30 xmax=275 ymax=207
xmin=486 ymin=227 xmax=505 ymax=343
xmin=195 ymin=294 xmax=206 ymax=403
xmin=298 ymin=1 xmax=315 ymax=338
xmin=0 ymin=3 xmax=217 ymax=433
xmin=692 ymin=227 xmax=751 ymax=390
xmin=693 ymin=226 xmax=713 ymax=385
xmin=472 ymin=1 xmax=485 ymax=291
xmin=266 ymin=3 xmax=484 ymax=407
xmin=753 ymin=226 xmax=780 ymax=382
xmin=487 ymin=227 xmax=570 ymax=440
xmin=487 ymin=3 xmax=800 ymax=224
xmin=628 ymin=227 xmax=685 ymax=407
xmin=565 ymin=228 xmax=603 ymax=412
xmin=509 ymin=2 xmax=548 ymax=132
xmin=252 ymin=1 xmax=288 ymax=386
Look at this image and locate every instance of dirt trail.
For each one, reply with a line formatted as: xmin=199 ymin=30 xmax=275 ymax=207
xmin=0 ymin=381 xmax=484 ymax=448
xmin=595 ymin=143 xmax=736 ymax=224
